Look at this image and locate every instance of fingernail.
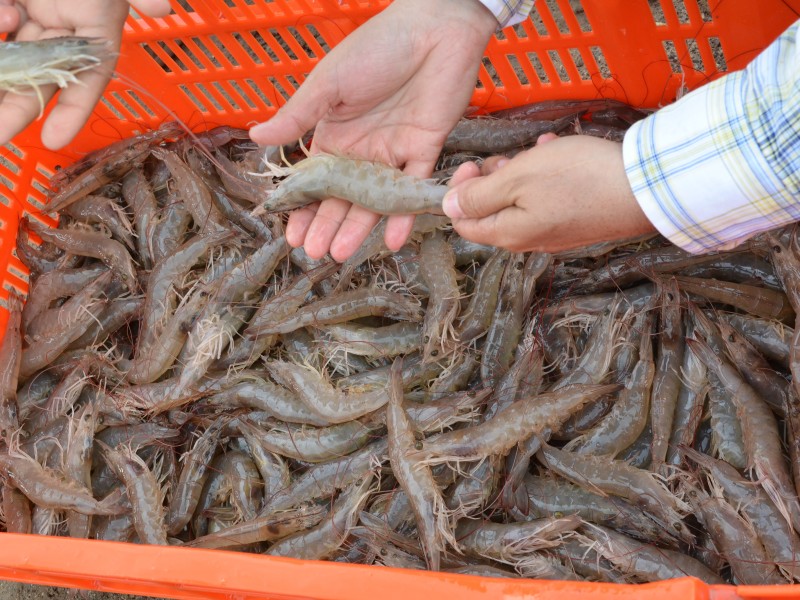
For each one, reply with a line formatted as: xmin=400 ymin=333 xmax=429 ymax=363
xmin=442 ymin=191 xmax=465 ymax=219
xmin=496 ymin=158 xmax=509 ymax=168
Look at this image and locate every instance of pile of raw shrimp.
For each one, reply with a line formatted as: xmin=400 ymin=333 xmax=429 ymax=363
xmin=2 ymin=99 xmax=799 ymax=585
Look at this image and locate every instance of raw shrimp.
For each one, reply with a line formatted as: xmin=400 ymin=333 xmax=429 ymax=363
xmin=62 ymin=195 xmax=135 ymax=251
xmin=650 ymin=279 xmax=685 ymax=470
xmin=457 ymin=248 xmax=509 ymax=342
xmin=686 ymin=483 xmax=784 ymax=585
xmin=386 ymin=359 xmax=456 ymax=571
xmin=187 ymin=504 xmax=327 ymax=549
xmin=63 ymin=403 xmax=97 ymax=538
xmin=567 ymin=311 xmax=654 ymax=457
xmin=266 ymin=473 xmax=375 ymax=560
xmin=516 ymin=474 xmax=680 ymax=548
xmin=267 ymin=360 xmax=391 ymax=424
xmin=719 ymin=313 xmax=793 ymax=370
xmin=152 ymin=148 xmax=227 ymax=233
xmin=707 ymin=375 xmax=747 ymax=470
xmin=318 ymin=322 xmax=422 ymax=359
xmin=261 ymin=439 xmax=387 ymax=515
xmin=247 ymin=288 xmax=423 ymax=336
xmin=665 ymin=318 xmax=708 ymax=466
xmin=0 ymin=292 xmax=23 ymax=436
xmin=412 ymin=384 xmax=619 ymax=465
xmin=443 ymin=116 xmax=574 ymax=153
xmin=455 ymin=515 xmax=581 ymax=567
xmin=204 ymin=377 xmax=328 ymax=426
xmin=2 ymin=485 xmax=32 ymax=534
xmin=673 ymin=275 xmax=794 ymax=323
xmin=582 ymin=524 xmax=723 ymax=584
xmin=0 ymin=452 xmax=123 ymax=516
xmin=687 ymin=337 xmax=800 ymax=532
xmin=258 ymin=155 xmax=447 ymax=215
xmin=259 ymin=418 xmax=382 ymax=463
xmin=683 ymin=446 xmax=800 ymax=581
xmin=418 ymin=229 xmax=461 ymax=362
xmin=98 ymin=442 xmax=168 ymax=546
xmin=537 ymin=444 xmax=691 ymax=541
xmin=0 ymin=37 xmax=111 ymax=111
xmin=166 ymin=418 xmax=227 ymax=535
xmin=480 ymin=254 xmax=526 ymax=386
xmin=26 ymin=220 xmax=138 ymax=293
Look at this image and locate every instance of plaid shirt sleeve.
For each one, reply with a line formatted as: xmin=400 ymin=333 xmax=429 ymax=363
xmin=622 ymin=19 xmax=800 ymax=254
xmin=477 ymin=0 xmax=535 ymax=27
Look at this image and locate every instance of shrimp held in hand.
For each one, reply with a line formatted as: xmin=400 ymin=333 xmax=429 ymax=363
xmin=257 ymin=155 xmax=447 ymax=215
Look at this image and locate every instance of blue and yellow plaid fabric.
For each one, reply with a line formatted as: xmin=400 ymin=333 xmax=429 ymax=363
xmin=478 ymin=0 xmax=535 ymax=27
xmin=624 ymin=19 xmax=800 ymax=254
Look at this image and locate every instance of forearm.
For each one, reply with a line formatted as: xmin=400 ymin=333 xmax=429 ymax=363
xmin=623 ymin=19 xmax=800 ymax=254
xmin=476 ymin=0 xmax=535 ymax=27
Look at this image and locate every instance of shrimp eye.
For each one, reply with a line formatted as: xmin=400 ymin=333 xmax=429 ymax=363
xmin=54 ymin=165 xmax=62 ymax=171
xmin=467 ymin=390 xmax=476 ymax=398
xmin=673 ymin=523 xmax=683 ymax=530
xmin=666 ymin=292 xmax=674 ymax=301
xmin=414 ymin=441 xmax=423 ymax=451
xmin=515 ymin=262 xmax=524 ymax=270
xmin=430 ymin=349 xmax=439 ymax=357
xmin=553 ymin=511 xmax=564 ymax=518
xmin=773 ymin=245 xmax=782 ymax=253
xmin=423 ymin=336 xmax=430 ymax=343
xmin=98 ymin=415 xmax=105 ymax=425
xmin=727 ymin=334 xmax=735 ymax=342
xmin=380 ymin=549 xmax=388 ymax=557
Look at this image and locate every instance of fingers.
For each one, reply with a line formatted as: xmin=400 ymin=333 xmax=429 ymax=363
xmin=0 ymin=2 xmax=20 ymax=33
xmin=285 ymin=204 xmax=319 ymax=248
xmin=384 ymin=214 xmax=415 ymax=251
xmin=327 ymin=204 xmax=382 ymax=262
xmin=442 ymin=168 xmax=514 ymax=221
xmin=449 ymin=161 xmax=481 ymax=186
xmin=450 ymin=205 xmax=525 ymax=248
xmin=127 ymin=0 xmax=172 ymax=17
xmin=297 ymin=198 xmax=355 ymax=260
xmin=0 ymin=85 xmax=57 ymax=146
xmin=41 ymin=62 xmax=116 ymax=150
xmin=249 ymin=72 xmax=337 ymax=147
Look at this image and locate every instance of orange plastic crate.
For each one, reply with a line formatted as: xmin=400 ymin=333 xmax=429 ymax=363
xmin=0 ymin=0 xmax=799 ymax=597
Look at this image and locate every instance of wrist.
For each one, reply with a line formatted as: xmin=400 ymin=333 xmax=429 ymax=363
xmin=390 ymin=0 xmax=497 ymax=38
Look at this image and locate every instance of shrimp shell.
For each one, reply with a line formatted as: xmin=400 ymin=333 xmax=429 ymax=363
xmin=0 ymin=37 xmax=111 ymax=114
xmin=537 ymin=444 xmax=691 ymax=542
xmin=386 ymin=359 xmax=456 ymax=571
xmin=267 ymin=360 xmax=390 ymax=424
xmin=266 ymin=473 xmax=375 ymax=560
xmin=260 ymin=155 xmax=447 ymax=215
xmin=0 ymin=292 xmax=23 ymax=436
xmin=98 ymin=442 xmax=168 ymax=545
xmin=687 ymin=337 xmax=800 ymax=532
xmin=412 ymin=384 xmax=619 ymax=465
xmin=582 ymin=524 xmax=723 ymax=584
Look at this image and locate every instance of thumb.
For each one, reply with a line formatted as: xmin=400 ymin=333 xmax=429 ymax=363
xmin=249 ymin=73 xmax=337 ymax=146
xmin=450 ymin=205 xmax=524 ymax=248
xmin=442 ymin=172 xmax=513 ymax=221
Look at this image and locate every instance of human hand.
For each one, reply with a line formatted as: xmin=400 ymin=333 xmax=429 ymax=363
xmin=443 ymin=134 xmax=656 ymax=253
xmin=0 ymin=0 xmax=171 ymax=150
xmin=249 ymin=0 xmax=496 ymax=262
